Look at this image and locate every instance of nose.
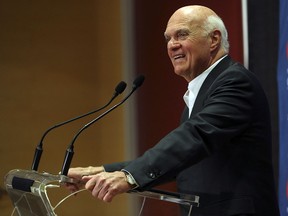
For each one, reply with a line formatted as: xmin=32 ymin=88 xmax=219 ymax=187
xmin=167 ymin=39 xmax=180 ymax=50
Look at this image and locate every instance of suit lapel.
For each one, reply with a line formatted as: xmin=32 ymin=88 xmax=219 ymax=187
xmin=180 ymin=107 xmax=189 ymax=123
xmin=191 ymin=56 xmax=234 ymax=116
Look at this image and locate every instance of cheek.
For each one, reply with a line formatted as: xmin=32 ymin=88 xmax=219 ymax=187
xmin=188 ymin=45 xmax=209 ymax=61
xmin=167 ymin=47 xmax=172 ymax=59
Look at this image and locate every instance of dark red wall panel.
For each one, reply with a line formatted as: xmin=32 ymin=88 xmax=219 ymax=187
xmin=134 ymin=1 xmax=243 ymax=215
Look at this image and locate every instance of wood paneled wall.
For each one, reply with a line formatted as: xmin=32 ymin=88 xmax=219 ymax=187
xmin=0 ymin=1 xmax=129 ymax=215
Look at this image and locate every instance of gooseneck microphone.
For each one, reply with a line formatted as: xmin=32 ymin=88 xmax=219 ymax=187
xmin=31 ymin=81 xmax=127 ymax=171
xmin=60 ymin=75 xmax=145 ymax=176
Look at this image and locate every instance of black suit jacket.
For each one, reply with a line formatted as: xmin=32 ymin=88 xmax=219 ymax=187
xmin=104 ymin=56 xmax=279 ymax=216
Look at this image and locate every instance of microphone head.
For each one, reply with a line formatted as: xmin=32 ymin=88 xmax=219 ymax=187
xmin=133 ymin=75 xmax=145 ymax=89
xmin=115 ymin=81 xmax=127 ymax=95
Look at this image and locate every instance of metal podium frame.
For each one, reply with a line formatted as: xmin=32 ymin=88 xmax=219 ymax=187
xmin=4 ymin=169 xmax=200 ymax=216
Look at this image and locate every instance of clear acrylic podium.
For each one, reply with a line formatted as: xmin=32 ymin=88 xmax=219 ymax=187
xmin=4 ymin=169 xmax=200 ymax=216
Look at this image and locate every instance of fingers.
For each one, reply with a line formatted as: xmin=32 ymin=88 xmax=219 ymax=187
xmin=83 ymin=171 xmax=130 ymax=203
xmin=63 ymin=179 xmax=86 ymax=194
xmin=73 ymin=166 xmax=105 ymax=179
xmin=67 ymin=166 xmax=93 ymax=179
xmin=64 ymin=182 xmax=80 ymax=192
xmin=64 ymin=166 xmax=105 ymax=193
xmin=99 ymin=185 xmax=118 ymax=202
xmin=85 ymin=174 xmax=111 ymax=201
xmin=65 ymin=170 xmax=131 ymax=202
xmin=90 ymin=180 xmax=120 ymax=203
xmin=83 ymin=175 xmax=96 ymax=190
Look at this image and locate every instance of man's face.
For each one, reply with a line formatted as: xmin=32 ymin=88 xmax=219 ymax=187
xmin=164 ymin=13 xmax=212 ymax=82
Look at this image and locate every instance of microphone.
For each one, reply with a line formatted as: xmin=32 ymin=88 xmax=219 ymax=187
xmin=31 ymin=81 xmax=127 ymax=171
xmin=60 ymin=75 xmax=145 ymax=176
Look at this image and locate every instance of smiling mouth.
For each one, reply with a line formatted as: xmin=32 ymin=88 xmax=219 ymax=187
xmin=174 ymin=54 xmax=185 ymax=60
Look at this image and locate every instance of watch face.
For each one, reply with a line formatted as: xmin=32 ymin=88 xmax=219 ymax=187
xmin=126 ymin=174 xmax=135 ymax=185
xmin=127 ymin=175 xmax=133 ymax=184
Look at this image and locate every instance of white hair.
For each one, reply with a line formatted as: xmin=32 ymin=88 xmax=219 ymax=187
xmin=203 ymin=15 xmax=230 ymax=53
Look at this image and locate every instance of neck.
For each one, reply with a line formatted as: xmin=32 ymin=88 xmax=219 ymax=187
xmin=184 ymin=51 xmax=227 ymax=82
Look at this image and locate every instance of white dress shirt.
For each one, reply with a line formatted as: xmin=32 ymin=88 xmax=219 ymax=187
xmin=183 ymin=56 xmax=227 ymax=117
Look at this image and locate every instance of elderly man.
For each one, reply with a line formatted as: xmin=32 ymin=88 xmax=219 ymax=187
xmin=67 ymin=5 xmax=280 ymax=216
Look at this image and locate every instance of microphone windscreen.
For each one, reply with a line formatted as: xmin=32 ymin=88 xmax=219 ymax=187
xmin=115 ymin=81 xmax=127 ymax=94
xmin=133 ymin=75 xmax=145 ymax=88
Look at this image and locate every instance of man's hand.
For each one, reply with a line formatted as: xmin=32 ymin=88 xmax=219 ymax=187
xmin=68 ymin=166 xmax=105 ymax=179
xmin=65 ymin=166 xmax=105 ymax=192
xmin=83 ymin=171 xmax=133 ymax=202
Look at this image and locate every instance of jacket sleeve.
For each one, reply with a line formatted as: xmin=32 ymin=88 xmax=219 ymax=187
xmin=103 ymin=161 xmax=131 ymax=172
xmin=109 ymin=65 xmax=267 ymax=189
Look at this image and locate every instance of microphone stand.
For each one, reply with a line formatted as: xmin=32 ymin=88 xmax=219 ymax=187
xmin=31 ymin=81 xmax=127 ymax=171
xmin=60 ymin=75 xmax=145 ymax=175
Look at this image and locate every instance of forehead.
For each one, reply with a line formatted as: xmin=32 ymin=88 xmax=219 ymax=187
xmin=164 ymin=15 xmax=191 ymax=35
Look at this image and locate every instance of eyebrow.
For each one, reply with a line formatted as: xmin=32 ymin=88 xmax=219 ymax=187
xmin=164 ymin=28 xmax=190 ymax=39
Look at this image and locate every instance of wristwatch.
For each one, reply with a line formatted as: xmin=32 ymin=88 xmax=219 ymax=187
xmin=122 ymin=170 xmax=137 ymax=188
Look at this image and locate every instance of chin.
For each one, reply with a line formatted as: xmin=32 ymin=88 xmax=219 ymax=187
xmin=174 ymin=68 xmax=186 ymax=77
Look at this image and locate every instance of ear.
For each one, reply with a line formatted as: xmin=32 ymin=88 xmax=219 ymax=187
xmin=210 ymin=30 xmax=221 ymax=52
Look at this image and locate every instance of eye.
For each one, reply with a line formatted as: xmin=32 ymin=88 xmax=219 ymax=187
xmin=177 ymin=31 xmax=189 ymax=40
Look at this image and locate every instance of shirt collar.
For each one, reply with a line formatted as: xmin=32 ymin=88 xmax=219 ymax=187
xmin=183 ymin=55 xmax=227 ymax=116
xmin=187 ymin=55 xmax=227 ymax=93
